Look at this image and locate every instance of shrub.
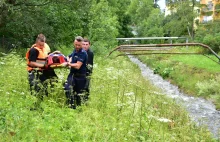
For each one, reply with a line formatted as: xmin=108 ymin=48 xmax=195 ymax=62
xmin=196 ymin=75 xmax=220 ymax=108
xmin=203 ymin=34 xmax=220 ymax=53
xmin=161 ymin=67 xmax=173 ymax=78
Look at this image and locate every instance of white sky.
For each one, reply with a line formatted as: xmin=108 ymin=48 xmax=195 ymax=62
xmin=157 ymin=0 xmax=166 ymax=11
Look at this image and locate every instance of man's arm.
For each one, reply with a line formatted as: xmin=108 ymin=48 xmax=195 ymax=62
xmin=68 ymin=52 xmax=86 ymax=70
xmin=68 ymin=61 xmax=83 ymax=70
xmin=29 ymin=62 xmax=45 ymax=68
xmin=28 ymin=48 xmax=45 ymax=68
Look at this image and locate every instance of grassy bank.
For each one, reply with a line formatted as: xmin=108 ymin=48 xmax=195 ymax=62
xmin=136 ymin=48 xmax=220 ymax=109
xmin=0 ymin=50 xmax=216 ymax=141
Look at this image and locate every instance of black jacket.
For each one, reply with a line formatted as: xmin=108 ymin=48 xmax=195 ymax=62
xmin=86 ymin=49 xmax=94 ymax=75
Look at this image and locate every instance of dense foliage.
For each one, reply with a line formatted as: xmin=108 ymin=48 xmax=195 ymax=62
xmin=0 ymin=0 xmax=132 ymax=52
xmin=1 ymin=0 xmax=220 ymax=53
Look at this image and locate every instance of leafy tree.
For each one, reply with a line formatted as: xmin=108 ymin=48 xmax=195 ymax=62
xmin=127 ymin=0 xmax=163 ymax=43
xmin=128 ymin=0 xmax=154 ymax=25
xmin=138 ymin=9 xmax=164 ymax=37
xmin=107 ymin=0 xmax=133 ymax=37
xmin=0 ymin=0 xmax=92 ymax=49
xmin=88 ymin=0 xmax=119 ymax=50
xmin=163 ymin=0 xmax=197 ymax=39
xmin=195 ymin=22 xmax=220 ymax=52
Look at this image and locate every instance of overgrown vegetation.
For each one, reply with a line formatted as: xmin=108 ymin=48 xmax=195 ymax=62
xmin=0 ymin=49 xmax=216 ymax=141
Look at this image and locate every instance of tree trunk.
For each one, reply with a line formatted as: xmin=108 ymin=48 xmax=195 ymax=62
xmin=191 ymin=0 xmax=195 ymax=41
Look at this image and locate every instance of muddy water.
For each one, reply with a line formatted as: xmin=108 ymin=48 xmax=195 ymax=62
xmin=128 ymin=55 xmax=220 ymax=138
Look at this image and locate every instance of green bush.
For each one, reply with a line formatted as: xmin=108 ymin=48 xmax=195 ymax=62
xmin=195 ymin=22 xmax=220 ymax=53
xmin=196 ymin=75 xmax=220 ymax=108
xmin=162 ymin=67 xmax=174 ymax=78
xmin=202 ymin=34 xmax=220 ymax=53
xmin=153 ymin=66 xmax=173 ymax=78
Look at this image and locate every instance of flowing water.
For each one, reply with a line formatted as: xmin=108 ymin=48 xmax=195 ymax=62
xmin=128 ymin=55 xmax=220 ymax=138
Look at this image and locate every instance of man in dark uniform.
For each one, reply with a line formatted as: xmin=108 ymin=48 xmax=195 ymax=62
xmin=64 ymin=36 xmax=88 ymax=109
xmin=27 ymin=34 xmax=57 ymax=97
xmin=82 ymin=39 xmax=94 ymax=100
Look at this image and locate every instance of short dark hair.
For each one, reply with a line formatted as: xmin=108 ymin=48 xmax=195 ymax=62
xmin=74 ymin=36 xmax=83 ymax=42
xmin=83 ymin=38 xmax=90 ymax=44
xmin=36 ymin=34 xmax=46 ymax=42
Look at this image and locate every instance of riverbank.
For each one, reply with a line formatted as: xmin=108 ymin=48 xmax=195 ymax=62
xmin=136 ymin=52 xmax=220 ymax=110
xmin=129 ymin=55 xmax=220 ymax=138
xmin=0 ymin=51 xmax=216 ymax=141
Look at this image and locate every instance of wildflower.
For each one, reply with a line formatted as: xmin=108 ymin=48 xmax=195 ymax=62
xmin=58 ymin=74 xmax=64 ymax=80
xmin=112 ymin=128 xmax=117 ymax=131
xmin=147 ymin=115 xmax=154 ymax=119
xmin=105 ymin=67 xmax=114 ymax=71
xmin=157 ymin=117 xmax=172 ymax=123
xmin=115 ymin=103 xmax=125 ymax=107
xmin=21 ymin=92 xmax=25 ymax=95
xmin=147 ymin=115 xmax=172 ymax=123
xmin=151 ymin=91 xmax=163 ymax=95
xmin=124 ymin=92 xmax=134 ymax=96
xmin=130 ymin=124 xmax=134 ymax=127
xmin=93 ymin=64 xmax=98 ymax=68
xmin=12 ymin=90 xmax=17 ymax=93
xmin=111 ymin=76 xmax=118 ymax=80
xmin=6 ymin=92 xmax=10 ymax=95
xmin=0 ymin=62 xmax=5 ymax=65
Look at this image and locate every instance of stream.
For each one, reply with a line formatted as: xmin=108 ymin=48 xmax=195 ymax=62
xmin=128 ymin=55 xmax=220 ymax=138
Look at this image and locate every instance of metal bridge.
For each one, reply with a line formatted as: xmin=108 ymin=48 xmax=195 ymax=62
xmin=116 ymin=37 xmax=188 ymax=44
xmin=108 ymin=37 xmax=220 ymax=64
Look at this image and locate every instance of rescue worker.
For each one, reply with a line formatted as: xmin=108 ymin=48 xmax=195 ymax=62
xmin=82 ymin=39 xmax=94 ymax=100
xmin=64 ymin=36 xmax=88 ymax=109
xmin=26 ymin=34 xmax=57 ymax=97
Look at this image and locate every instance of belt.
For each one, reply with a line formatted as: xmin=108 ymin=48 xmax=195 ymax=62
xmin=73 ymin=73 xmax=86 ymax=77
xmin=28 ymin=70 xmax=43 ymax=73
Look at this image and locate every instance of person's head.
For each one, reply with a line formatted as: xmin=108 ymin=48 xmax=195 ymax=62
xmin=74 ymin=36 xmax=83 ymax=51
xmin=82 ymin=39 xmax=91 ymax=51
xmin=36 ymin=34 xmax=46 ymax=49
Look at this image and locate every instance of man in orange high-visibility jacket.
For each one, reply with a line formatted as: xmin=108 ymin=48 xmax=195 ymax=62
xmin=26 ymin=34 xmax=57 ymax=97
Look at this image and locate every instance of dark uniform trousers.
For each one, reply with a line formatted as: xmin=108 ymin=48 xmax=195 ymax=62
xmin=28 ymin=69 xmax=57 ymax=98
xmin=85 ymin=73 xmax=91 ymax=100
xmin=64 ymin=73 xmax=87 ymax=108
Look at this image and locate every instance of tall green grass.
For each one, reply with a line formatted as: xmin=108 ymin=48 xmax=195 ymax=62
xmin=0 ymin=51 xmax=216 ymax=141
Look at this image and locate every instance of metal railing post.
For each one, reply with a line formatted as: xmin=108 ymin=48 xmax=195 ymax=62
xmin=186 ymin=38 xmax=188 ymax=48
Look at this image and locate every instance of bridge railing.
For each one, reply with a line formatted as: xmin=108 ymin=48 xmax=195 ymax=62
xmin=116 ymin=37 xmax=189 ymax=44
xmin=108 ymin=43 xmax=220 ymax=63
